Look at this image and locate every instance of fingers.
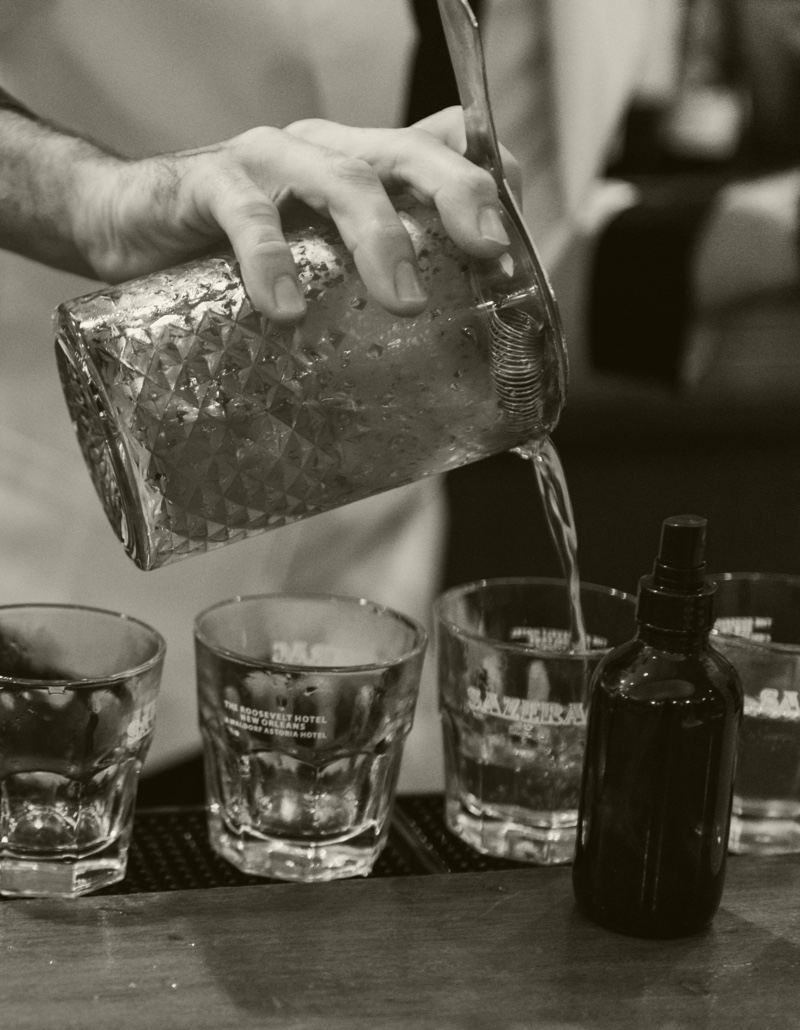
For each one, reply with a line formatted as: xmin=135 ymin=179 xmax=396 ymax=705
xmin=288 ymin=115 xmax=514 ymax=257
xmin=211 ymin=194 xmax=307 ymax=323
xmin=192 ymin=113 xmax=520 ymax=323
xmin=200 ymin=159 xmax=305 ymax=322
xmin=232 ymin=127 xmax=430 ymax=317
xmin=409 ymin=106 xmax=468 ymax=153
xmin=392 ymin=126 xmax=513 ymax=258
xmin=299 ymin=154 xmax=428 ymax=316
xmin=414 ymin=106 xmax=523 ymax=204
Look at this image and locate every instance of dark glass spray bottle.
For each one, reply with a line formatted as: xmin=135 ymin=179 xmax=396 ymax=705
xmin=572 ymin=515 xmax=742 ymax=938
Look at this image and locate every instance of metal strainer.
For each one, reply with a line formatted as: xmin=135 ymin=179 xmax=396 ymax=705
xmin=436 ymin=0 xmax=568 ymax=439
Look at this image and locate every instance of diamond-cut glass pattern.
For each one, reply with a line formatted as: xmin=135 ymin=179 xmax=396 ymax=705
xmin=55 ymin=208 xmax=542 ymax=570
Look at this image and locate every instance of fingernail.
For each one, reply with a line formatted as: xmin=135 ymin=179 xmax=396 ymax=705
xmin=273 ymin=275 xmax=306 ymax=317
xmin=394 ymin=261 xmax=427 ymax=304
xmin=479 ymin=206 xmax=510 ymax=247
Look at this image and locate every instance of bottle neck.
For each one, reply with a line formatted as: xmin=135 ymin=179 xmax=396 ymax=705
xmin=636 ymin=622 xmax=710 ymax=653
xmin=635 ymin=572 xmax=716 ymax=643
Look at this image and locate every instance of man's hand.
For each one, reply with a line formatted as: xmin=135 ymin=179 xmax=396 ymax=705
xmin=75 ymin=106 xmax=518 ymax=322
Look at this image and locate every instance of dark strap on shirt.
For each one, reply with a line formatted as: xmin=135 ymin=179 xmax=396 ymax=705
xmin=404 ymin=0 xmax=484 ymax=125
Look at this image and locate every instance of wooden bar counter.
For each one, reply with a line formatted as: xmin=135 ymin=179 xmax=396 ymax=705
xmin=2 ymin=853 xmax=799 ymax=1029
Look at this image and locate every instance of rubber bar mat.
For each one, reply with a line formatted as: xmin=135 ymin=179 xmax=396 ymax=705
xmin=99 ymin=795 xmax=533 ymax=895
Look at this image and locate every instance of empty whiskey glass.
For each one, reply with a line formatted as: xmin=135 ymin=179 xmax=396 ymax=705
xmin=195 ymin=593 xmax=427 ymax=882
xmin=0 ymin=603 xmax=165 ymax=897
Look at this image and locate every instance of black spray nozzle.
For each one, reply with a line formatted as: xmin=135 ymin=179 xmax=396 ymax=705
xmin=637 ymin=514 xmax=715 ymax=634
xmin=653 ymin=514 xmax=707 ymax=591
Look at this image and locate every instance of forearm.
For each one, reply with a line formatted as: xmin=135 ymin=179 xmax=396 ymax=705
xmin=0 ymin=96 xmax=121 ymax=278
xmin=0 ymin=97 xmax=510 ymax=320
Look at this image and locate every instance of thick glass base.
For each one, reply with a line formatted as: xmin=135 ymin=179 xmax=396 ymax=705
xmin=445 ymin=796 xmax=576 ymax=865
xmin=0 ymin=838 xmax=128 ymax=898
xmin=207 ymin=810 xmax=384 ymax=882
xmin=728 ymin=813 xmax=800 ymax=855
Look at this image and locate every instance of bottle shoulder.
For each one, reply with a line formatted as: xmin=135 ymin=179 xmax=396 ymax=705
xmin=593 ymin=637 xmax=742 ymax=707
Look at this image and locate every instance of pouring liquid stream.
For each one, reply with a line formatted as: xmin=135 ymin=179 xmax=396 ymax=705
xmin=514 ymin=437 xmax=588 ymax=652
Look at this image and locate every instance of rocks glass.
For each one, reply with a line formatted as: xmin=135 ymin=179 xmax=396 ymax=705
xmin=435 ymin=578 xmax=635 ymax=865
xmin=0 ymin=604 xmax=165 ymax=897
xmin=712 ymin=573 xmax=800 ymax=854
xmin=195 ymin=593 xmax=427 ymax=882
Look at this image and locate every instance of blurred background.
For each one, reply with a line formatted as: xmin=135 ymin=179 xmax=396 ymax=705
xmin=445 ymin=0 xmax=800 ymax=595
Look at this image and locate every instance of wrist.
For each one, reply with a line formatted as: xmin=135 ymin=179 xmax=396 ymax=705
xmin=69 ymin=149 xmax=131 ymax=281
xmin=77 ymin=148 xmax=229 ymax=285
